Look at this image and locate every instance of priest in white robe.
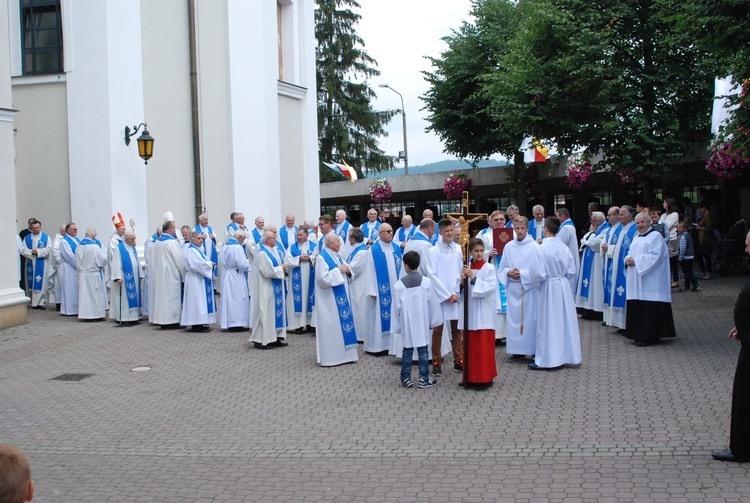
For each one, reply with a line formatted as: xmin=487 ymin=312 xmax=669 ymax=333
xmin=195 ymin=213 xmax=219 ymax=288
xmin=575 ymin=211 xmax=609 ymax=319
xmin=279 ymin=214 xmax=298 ymax=252
xmin=76 ymin=228 xmax=108 ymax=320
xmin=142 ymin=226 xmax=161 ymax=317
xmin=250 ymin=231 xmax=288 ymax=348
xmin=346 ymin=228 xmax=374 ymax=344
xmin=604 ymin=206 xmax=638 ymax=330
xmin=315 ymin=234 xmax=359 ymax=366
xmin=47 ymin=225 xmax=65 ymax=309
xmin=360 ymin=208 xmax=381 ymax=247
xmin=427 ymin=218 xmax=464 ymax=375
xmin=148 ymin=221 xmax=187 ymax=328
xmin=110 ymin=231 xmax=142 ymax=324
xmin=21 ymin=220 xmax=52 ymax=309
xmin=313 ymin=214 xmax=345 ymax=261
xmin=498 ymin=217 xmax=544 ymax=360
xmin=624 ymin=212 xmax=676 ymax=345
xmin=219 ymin=229 xmax=251 ymax=331
xmin=334 ymin=210 xmax=354 ymax=257
xmin=393 ymin=215 xmax=417 ymax=250
xmin=600 ymin=207 xmax=622 ymax=319
xmin=107 ymin=213 xmax=127 ymax=292
xmin=181 ymin=232 xmax=216 ymax=331
xmin=58 ymin=223 xmax=81 ymax=316
xmin=285 ymin=227 xmax=316 ymax=333
xmin=556 ymin=208 xmax=580 ymax=295
xmin=532 ymin=217 xmax=582 ymax=370
xmin=364 ymin=223 xmax=402 ymax=356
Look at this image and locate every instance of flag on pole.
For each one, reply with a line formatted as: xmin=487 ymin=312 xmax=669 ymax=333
xmin=520 ymin=137 xmax=551 ymax=163
xmin=323 ymin=160 xmax=358 ymax=181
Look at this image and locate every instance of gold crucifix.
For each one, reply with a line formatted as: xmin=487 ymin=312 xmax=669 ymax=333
xmin=445 ymin=191 xmax=488 ymax=263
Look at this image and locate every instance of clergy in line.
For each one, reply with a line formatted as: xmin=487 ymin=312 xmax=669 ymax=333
xmin=181 ymin=231 xmax=216 ymax=332
xmin=58 ymin=222 xmax=81 ymax=316
xmin=366 ymin=223 xmax=402 ymax=356
xmin=195 ymin=213 xmax=219 ymax=283
xmin=218 ymin=228 xmax=251 ymax=331
xmin=555 ymin=207 xmax=579 ymax=295
xmin=250 ymin=231 xmax=288 ymax=349
xmin=623 ymin=212 xmax=676 ymax=346
xmin=604 ymin=205 xmax=637 ymax=330
xmin=21 ymin=219 xmax=52 ymax=310
xmin=110 ymin=231 xmax=142 ymax=325
xmin=148 ymin=221 xmax=187 ymax=329
xmin=346 ymin=228 xmax=374 ymax=344
xmin=76 ymin=228 xmax=108 ymax=321
xmin=527 ymin=205 xmax=546 ymax=244
xmin=531 ymin=217 xmax=582 ymax=370
xmin=279 ymin=214 xmax=298 ymax=251
xmin=314 ymin=233 xmax=359 ymax=367
xmin=313 ymin=214 xmax=345 ymax=261
xmin=107 ymin=213 xmax=127 ymax=294
xmin=393 ymin=215 xmax=417 ymax=250
xmin=285 ymin=227 xmax=316 ymax=334
xmin=459 ymin=238 xmax=499 ymax=389
xmin=334 ymin=210 xmax=354 ymax=257
xmin=600 ymin=207 xmax=622 ymax=320
xmin=48 ymin=224 xmax=66 ymax=310
xmin=575 ymin=211 xmax=609 ymax=320
xmin=422 ymin=209 xmax=439 ymax=245
xmin=141 ymin=225 xmax=161 ymax=317
xmin=498 ymin=216 xmax=544 ymax=362
xmin=360 ymin=208 xmax=381 ymax=246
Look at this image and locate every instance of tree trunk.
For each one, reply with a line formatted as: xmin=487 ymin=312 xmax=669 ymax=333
xmin=513 ymin=152 xmax=528 ymax=215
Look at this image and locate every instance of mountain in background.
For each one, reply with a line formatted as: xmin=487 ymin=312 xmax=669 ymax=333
xmin=363 ymin=158 xmax=508 ymax=178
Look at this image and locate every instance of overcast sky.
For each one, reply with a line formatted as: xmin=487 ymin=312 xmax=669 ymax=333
xmin=355 ymin=0 xmax=477 ymax=167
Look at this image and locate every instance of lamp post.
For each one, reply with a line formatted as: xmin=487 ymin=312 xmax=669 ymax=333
xmin=378 ymin=83 xmax=408 ymax=175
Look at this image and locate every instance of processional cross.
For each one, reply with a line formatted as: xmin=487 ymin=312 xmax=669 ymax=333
xmin=444 ymin=191 xmax=487 ymax=387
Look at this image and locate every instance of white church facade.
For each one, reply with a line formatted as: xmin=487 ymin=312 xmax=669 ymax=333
xmin=1 ymin=0 xmax=321 ymax=327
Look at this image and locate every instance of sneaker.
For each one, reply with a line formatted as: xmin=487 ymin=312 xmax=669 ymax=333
xmin=418 ymin=377 xmax=438 ymax=388
xmin=692 ymin=285 xmax=701 ymax=292
xmin=431 ymin=361 xmax=442 ymax=377
xmin=401 ymin=377 xmax=413 ymax=388
xmin=680 ymin=287 xmax=691 ymax=292
xmin=453 ymin=362 xmax=463 ymax=373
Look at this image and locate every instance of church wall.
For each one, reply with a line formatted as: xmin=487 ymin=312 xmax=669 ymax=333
xmin=12 ymin=81 xmax=71 ymax=229
xmin=141 ymin=0 xmax=196 ymax=232
xmin=278 ymin=94 xmax=308 ymax=222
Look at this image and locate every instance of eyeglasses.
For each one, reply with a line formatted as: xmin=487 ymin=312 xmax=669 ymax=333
xmin=380 ymin=230 xmax=393 ymax=233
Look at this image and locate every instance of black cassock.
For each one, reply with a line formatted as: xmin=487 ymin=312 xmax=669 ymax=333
xmin=731 ymin=281 xmax=750 ymax=459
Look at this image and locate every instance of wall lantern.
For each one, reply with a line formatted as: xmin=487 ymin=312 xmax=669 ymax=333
xmin=124 ymin=123 xmax=155 ymax=165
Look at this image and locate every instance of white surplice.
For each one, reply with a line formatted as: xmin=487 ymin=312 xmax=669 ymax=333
xmin=21 ymin=232 xmax=52 ymax=307
xmin=427 ymin=240 xmax=463 ymax=320
xmin=557 ymin=221 xmax=580 ymax=295
xmin=314 ymin=250 xmax=359 ymax=366
xmin=347 ymin=244 xmax=375 ymax=343
xmin=181 ymin=245 xmax=216 ymax=326
xmin=392 ymin=275 xmax=442 ymax=349
xmin=109 ymin=242 xmax=142 ymax=322
xmin=536 ymin=237 xmax=582 ymax=368
xmin=47 ymin=233 xmax=64 ymax=305
xmin=75 ymin=241 xmax=108 ymax=319
xmin=575 ymin=223 xmax=607 ymax=312
xmin=250 ymin=244 xmax=287 ymax=346
xmin=148 ymin=236 xmax=187 ymax=325
xmin=605 ymin=221 xmax=635 ymax=329
xmin=458 ymin=261 xmax=499 ymax=330
xmin=284 ymin=241 xmax=315 ymax=330
xmin=366 ymin=242 xmax=399 ymax=354
xmin=58 ymin=236 xmax=80 ymax=315
xmin=498 ymin=235 xmax=543 ymax=356
xmin=219 ymin=241 xmax=251 ymax=329
xmin=625 ymin=230 xmax=672 ymax=303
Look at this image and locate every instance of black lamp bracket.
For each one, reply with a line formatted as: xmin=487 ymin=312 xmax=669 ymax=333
xmin=124 ymin=123 xmax=148 ymax=146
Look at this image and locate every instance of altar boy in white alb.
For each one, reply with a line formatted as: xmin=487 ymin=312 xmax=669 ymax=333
xmin=531 ymin=217 xmax=582 ymax=370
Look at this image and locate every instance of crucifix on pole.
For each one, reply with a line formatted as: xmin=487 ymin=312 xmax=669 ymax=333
xmin=445 ymin=191 xmax=487 ymax=387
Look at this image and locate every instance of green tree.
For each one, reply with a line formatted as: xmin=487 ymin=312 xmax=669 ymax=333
xmin=422 ymin=0 xmax=532 ymax=212
xmin=315 ymin=0 xmax=396 ymax=182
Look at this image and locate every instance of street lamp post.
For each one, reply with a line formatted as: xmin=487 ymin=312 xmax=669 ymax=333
xmin=379 ymin=83 xmax=408 ymax=175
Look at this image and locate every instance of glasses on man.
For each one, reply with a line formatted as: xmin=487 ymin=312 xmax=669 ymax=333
xmin=380 ymin=230 xmax=394 ymax=233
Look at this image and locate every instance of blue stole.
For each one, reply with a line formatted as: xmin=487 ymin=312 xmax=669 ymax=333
xmin=505 ymin=221 xmax=513 ymax=228
xmin=252 ymin=228 xmax=262 ymax=245
xmin=279 ymin=225 xmax=297 ymax=250
xmin=579 ymin=222 xmax=610 ymax=300
xmin=290 ymin=241 xmax=316 ymax=315
xmin=370 ymin=241 xmax=402 ymax=334
xmin=603 ymin=224 xmax=623 ymax=306
xmin=194 ymin=224 xmax=218 ymax=272
xmin=346 ymin=243 xmax=368 ymax=264
xmin=276 ymin=241 xmax=286 ymax=259
xmin=528 ymin=219 xmax=545 ymax=241
xmin=118 ymin=241 xmax=141 ymax=309
xmin=612 ymin=223 xmax=637 ymax=310
xmin=411 ymin=232 xmax=431 ymax=244
xmin=396 ymin=225 xmax=416 ymax=243
xmin=158 ymin=233 xmax=176 ymax=242
xmin=320 ymin=249 xmax=358 ymax=348
xmin=226 ymin=222 xmax=238 ymax=236
xmin=335 ymin=221 xmax=351 ymax=241
xmin=24 ymin=233 xmax=49 ymax=291
xmin=361 ymin=220 xmax=381 ymax=241
xmin=224 ymin=239 xmax=247 ymax=279
xmin=259 ymin=246 xmax=284 ymax=329
xmin=189 ymin=244 xmax=215 ymax=314
xmin=63 ymin=235 xmax=79 ymax=255
xmin=79 ymin=237 xmax=100 ymax=247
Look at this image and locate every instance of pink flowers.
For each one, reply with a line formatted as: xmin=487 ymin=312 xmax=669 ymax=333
xmin=565 ymin=161 xmax=592 ymax=189
xmin=706 ymin=141 xmax=750 ymax=181
xmin=369 ymin=178 xmax=392 ymax=202
xmin=443 ymin=171 xmax=471 ymax=200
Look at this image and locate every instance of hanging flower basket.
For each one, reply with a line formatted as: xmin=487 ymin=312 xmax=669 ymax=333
xmin=565 ymin=160 xmax=592 ymax=189
xmin=617 ymin=167 xmax=636 ymax=184
xmin=443 ymin=171 xmax=471 ymax=200
xmin=706 ymin=141 xmax=750 ymax=181
xmin=369 ymin=177 xmax=392 ymax=203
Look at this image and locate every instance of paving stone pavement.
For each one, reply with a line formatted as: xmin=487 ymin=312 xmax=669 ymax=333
xmin=2 ymin=275 xmax=750 ymax=502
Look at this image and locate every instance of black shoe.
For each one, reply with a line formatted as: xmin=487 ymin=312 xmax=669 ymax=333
xmin=55 ymin=303 xmax=61 ymax=311
xmin=159 ymin=323 xmax=181 ymax=330
xmin=253 ymin=342 xmax=273 ymax=349
xmin=453 ymin=362 xmax=463 ymax=373
xmin=634 ymin=340 xmax=654 ymax=347
xmin=431 ymin=361 xmax=442 ymax=377
xmin=272 ymin=339 xmax=288 ymax=347
xmin=365 ymin=349 xmax=389 ymax=357
xmin=712 ymin=450 xmax=747 ymax=462
xmin=190 ymin=325 xmax=211 ymax=332
xmin=680 ymin=287 xmax=691 ymax=292
xmin=505 ymin=354 xmax=525 ymax=362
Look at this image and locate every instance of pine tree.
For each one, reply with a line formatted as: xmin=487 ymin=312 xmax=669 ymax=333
xmin=315 ymin=0 xmax=396 ymax=181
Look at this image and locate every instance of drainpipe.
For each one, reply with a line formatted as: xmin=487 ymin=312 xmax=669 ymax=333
xmin=188 ymin=0 xmax=203 ymax=220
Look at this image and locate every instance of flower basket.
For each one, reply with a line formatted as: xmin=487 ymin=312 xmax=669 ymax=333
xmin=369 ymin=178 xmax=392 ymax=203
xmin=706 ymin=141 xmax=750 ymax=181
xmin=565 ymin=160 xmax=592 ymax=189
xmin=443 ymin=171 xmax=471 ymax=200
